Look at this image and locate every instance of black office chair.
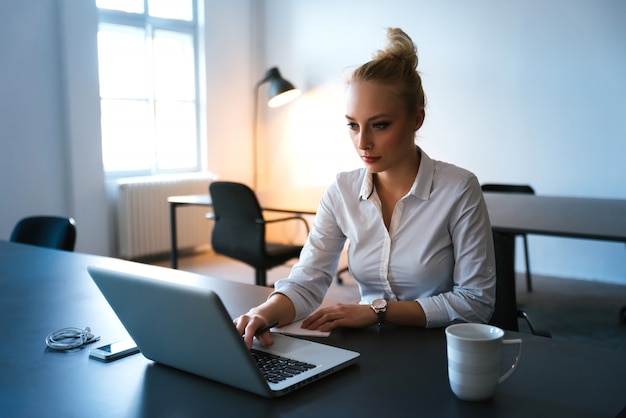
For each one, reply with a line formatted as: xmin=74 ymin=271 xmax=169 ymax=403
xmin=490 ymin=231 xmax=550 ymax=337
xmin=481 ymin=183 xmax=535 ymax=292
xmin=10 ymin=216 xmax=77 ymax=251
xmin=336 ymin=266 xmax=349 ymax=285
xmin=208 ymin=181 xmax=310 ymax=287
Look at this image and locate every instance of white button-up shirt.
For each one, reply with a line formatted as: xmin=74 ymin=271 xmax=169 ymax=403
xmin=274 ymin=148 xmax=496 ymax=327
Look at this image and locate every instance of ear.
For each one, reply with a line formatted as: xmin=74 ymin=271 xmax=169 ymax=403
xmin=414 ymin=108 xmax=425 ymax=131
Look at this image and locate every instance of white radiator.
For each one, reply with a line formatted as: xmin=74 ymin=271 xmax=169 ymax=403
xmin=116 ymin=173 xmax=217 ymax=259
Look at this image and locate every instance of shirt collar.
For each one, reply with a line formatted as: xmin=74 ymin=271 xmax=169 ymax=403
xmin=358 ymin=171 xmax=375 ymax=201
xmin=358 ymin=146 xmax=435 ymax=201
xmin=412 ymin=147 xmax=435 ymax=200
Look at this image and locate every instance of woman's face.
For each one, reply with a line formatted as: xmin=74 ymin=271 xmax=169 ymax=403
xmin=345 ymin=81 xmax=424 ymax=174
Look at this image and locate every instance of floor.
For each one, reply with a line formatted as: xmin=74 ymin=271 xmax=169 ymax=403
xmin=515 ymin=273 xmax=626 ymax=352
xmin=153 ymin=249 xmax=626 ymax=353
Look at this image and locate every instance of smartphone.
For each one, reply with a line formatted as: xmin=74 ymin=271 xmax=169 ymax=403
xmin=89 ymin=339 xmax=140 ymax=362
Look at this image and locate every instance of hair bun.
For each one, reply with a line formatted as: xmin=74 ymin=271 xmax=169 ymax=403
xmin=372 ymin=28 xmax=418 ymax=70
xmin=349 ymin=27 xmax=426 ymax=114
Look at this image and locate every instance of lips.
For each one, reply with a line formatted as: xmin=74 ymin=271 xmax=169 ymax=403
xmin=362 ymin=155 xmax=381 ymax=164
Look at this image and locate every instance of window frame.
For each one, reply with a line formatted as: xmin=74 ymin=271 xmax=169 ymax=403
xmin=97 ymin=0 xmax=204 ymax=178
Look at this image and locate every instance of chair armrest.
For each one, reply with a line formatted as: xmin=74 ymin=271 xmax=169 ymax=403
xmin=259 ymin=215 xmax=310 ymax=235
xmin=207 ymin=211 xmax=310 ymax=235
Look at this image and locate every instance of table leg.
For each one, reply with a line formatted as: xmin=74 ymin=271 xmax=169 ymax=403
xmin=170 ymin=203 xmax=178 ymax=269
xmin=491 ymin=231 xmax=518 ymax=331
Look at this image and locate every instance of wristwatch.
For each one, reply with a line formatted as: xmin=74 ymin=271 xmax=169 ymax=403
xmin=371 ymin=298 xmax=388 ymax=325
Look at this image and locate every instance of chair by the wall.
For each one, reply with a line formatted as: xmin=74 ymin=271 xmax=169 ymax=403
xmin=208 ymin=181 xmax=309 ymax=287
xmin=10 ymin=216 xmax=77 ymax=251
xmin=481 ymin=183 xmax=535 ymax=292
xmin=490 ymin=231 xmax=550 ymax=337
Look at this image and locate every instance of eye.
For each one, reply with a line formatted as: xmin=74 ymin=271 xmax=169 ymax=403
xmin=346 ymin=122 xmax=359 ymax=131
xmin=372 ymin=122 xmax=390 ymax=129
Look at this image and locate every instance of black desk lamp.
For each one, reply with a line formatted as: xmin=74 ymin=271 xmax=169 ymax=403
xmin=253 ymin=67 xmax=300 ymax=190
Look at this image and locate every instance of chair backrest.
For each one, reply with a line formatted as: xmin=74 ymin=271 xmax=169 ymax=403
xmin=481 ymin=184 xmax=535 ymax=195
xmin=209 ymin=182 xmax=267 ymax=267
xmin=489 ymin=231 xmax=519 ymax=331
xmin=10 ymin=216 xmax=76 ymax=251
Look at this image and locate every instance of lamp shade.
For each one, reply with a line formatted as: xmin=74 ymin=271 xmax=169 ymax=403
xmin=259 ymin=67 xmax=301 ymax=108
xmin=252 ymin=67 xmax=300 ymax=190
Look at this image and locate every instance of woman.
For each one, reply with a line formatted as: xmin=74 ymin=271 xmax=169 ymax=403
xmin=236 ymin=28 xmax=495 ymax=349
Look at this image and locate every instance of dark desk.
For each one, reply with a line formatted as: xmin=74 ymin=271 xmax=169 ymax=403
xmin=168 ymin=194 xmax=317 ymax=269
xmin=1 ymin=241 xmax=625 ymax=417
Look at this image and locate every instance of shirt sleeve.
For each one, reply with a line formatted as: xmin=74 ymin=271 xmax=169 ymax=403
xmin=416 ymin=174 xmax=496 ymax=327
xmin=272 ymin=182 xmax=347 ymax=321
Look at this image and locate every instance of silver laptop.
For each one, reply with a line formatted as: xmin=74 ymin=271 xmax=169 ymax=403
xmin=87 ymin=265 xmax=359 ymax=398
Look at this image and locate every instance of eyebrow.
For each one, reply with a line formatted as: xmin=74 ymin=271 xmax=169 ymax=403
xmin=345 ymin=114 xmax=392 ymax=121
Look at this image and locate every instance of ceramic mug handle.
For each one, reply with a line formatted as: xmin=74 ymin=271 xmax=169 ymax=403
xmin=498 ymin=338 xmax=523 ymax=383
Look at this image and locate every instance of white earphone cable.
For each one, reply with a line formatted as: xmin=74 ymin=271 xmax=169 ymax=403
xmin=45 ymin=327 xmax=100 ymax=351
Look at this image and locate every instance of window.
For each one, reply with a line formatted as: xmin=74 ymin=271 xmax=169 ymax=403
xmin=96 ymin=0 xmax=201 ymax=176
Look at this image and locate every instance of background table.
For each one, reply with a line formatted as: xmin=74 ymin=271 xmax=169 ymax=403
xmin=483 ymin=192 xmax=626 ymax=324
xmin=1 ymin=240 xmax=625 ymax=417
xmin=483 ymin=192 xmax=626 ymax=242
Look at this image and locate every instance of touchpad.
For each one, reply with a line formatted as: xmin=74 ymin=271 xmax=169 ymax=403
xmin=255 ymin=334 xmax=313 ymax=356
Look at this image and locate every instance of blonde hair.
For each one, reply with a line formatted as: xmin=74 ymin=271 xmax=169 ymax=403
xmin=349 ymin=28 xmax=426 ymax=116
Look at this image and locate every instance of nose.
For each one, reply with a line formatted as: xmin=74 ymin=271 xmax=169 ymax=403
xmin=357 ymin=128 xmax=372 ymax=150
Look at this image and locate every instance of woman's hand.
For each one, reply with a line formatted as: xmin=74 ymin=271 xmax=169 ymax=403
xmin=301 ymin=303 xmax=377 ymax=332
xmin=234 ymin=312 xmax=276 ymax=349
xmin=234 ymin=293 xmax=296 ymax=349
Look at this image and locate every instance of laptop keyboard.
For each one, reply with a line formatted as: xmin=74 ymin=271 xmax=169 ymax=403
xmin=251 ymin=349 xmax=316 ymax=384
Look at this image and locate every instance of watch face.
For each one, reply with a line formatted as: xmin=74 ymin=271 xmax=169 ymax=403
xmin=372 ymin=299 xmax=386 ymax=310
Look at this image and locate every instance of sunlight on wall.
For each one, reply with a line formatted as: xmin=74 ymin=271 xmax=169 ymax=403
xmin=268 ymin=81 xmax=361 ymax=192
xmin=259 ymin=81 xmax=361 ymax=243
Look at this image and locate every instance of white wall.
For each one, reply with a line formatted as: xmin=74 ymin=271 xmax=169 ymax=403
xmin=59 ymin=0 xmax=110 ymax=256
xmin=258 ymin=0 xmax=626 ymax=284
xmin=0 ymin=1 xmax=66 ymax=221
xmin=0 ymin=0 xmax=108 ymax=255
xmin=203 ymin=0 xmax=256 ymax=185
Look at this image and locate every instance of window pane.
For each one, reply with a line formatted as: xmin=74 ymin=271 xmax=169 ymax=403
xmin=101 ymin=100 xmax=153 ymax=172
xmin=155 ymin=101 xmax=197 ymax=170
xmin=98 ymin=24 xmax=148 ymax=99
xmin=148 ymin=0 xmax=193 ymax=21
xmin=96 ymin=0 xmax=144 ymax=14
xmin=97 ymin=0 xmax=200 ymax=175
xmin=153 ymin=30 xmax=196 ymax=101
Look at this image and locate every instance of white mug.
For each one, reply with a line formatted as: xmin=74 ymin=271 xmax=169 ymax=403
xmin=445 ymin=323 xmax=522 ymax=401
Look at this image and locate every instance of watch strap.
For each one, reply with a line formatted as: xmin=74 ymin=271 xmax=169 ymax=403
xmin=376 ymin=309 xmax=387 ymax=325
